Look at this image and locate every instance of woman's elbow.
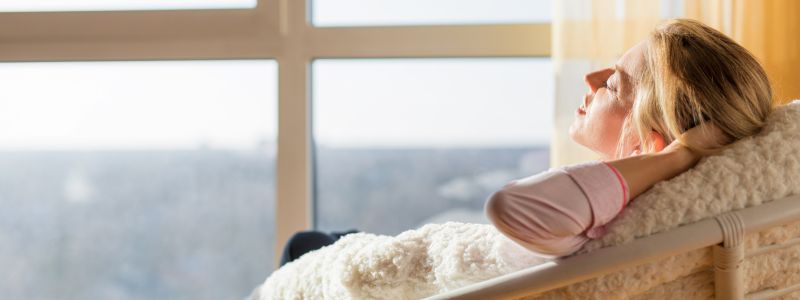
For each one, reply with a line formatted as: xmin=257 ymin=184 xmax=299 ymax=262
xmin=484 ymin=188 xmax=539 ymax=243
xmin=485 ymin=188 xmax=524 ymax=233
xmin=484 ymin=189 xmax=586 ymax=256
xmin=484 ymin=189 xmax=507 ymax=226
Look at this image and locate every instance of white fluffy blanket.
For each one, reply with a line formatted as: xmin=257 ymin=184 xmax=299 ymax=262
xmin=251 ymin=101 xmax=800 ymax=300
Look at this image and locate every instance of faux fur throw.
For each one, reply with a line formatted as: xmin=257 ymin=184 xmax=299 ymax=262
xmin=251 ymin=101 xmax=800 ymax=300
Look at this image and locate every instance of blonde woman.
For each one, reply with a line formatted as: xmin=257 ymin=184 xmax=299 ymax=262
xmin=277 ymin=19 xmax=773 ymax=266
xmin=486 ymin=19 xmax=773 ymax=257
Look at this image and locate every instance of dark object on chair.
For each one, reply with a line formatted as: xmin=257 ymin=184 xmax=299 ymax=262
xmin=280 ymin=229 xmax=359 ymax=266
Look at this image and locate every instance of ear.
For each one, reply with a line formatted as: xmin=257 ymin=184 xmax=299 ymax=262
xmin=650 ymin=130 xmax=666 ymax=152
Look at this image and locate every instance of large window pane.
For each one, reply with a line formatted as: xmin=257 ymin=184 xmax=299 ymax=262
xmin=0 ymin=0 xmax=255 ymax=12
xmin=313 ymin=58 xmax=552 ymax=235
xmin=312 ymin=0 xmax=551 ymax=27
xmin=0 ymin=60 xmax=276 ymax=300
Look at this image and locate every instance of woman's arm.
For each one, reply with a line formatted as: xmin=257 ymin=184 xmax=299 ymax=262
xmin=486 ymin=127 xmax=718 ymax=257
xmin=486 ymin=150 xmax=696 ymax=257
xmin=485 ymin=162 xmax=627 ymax=256
xmin=606 ymin=144 xmax=699 ymax=201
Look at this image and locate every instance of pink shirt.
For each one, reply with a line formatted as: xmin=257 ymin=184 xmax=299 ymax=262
xmin=485 ymin=161 xmax=629 ymax=257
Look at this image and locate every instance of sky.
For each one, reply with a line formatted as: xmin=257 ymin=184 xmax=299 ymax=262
xmin=313 ymin=58 xmax=553 ymax=148
xmin=0 ymin=0 xmax=555 ymax=151
xmin=0 ymin=61 xmax=278 ymax=151
xmin=313 ymin=0 xmax=551 ymax=26
xmin=0 ymin=58 xmax=553 ymax=150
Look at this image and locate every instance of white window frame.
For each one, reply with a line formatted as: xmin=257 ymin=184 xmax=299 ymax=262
xmin=0 ymin=0 xmax=551 ymax=267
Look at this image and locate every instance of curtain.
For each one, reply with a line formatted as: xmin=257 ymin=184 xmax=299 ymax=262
xmin=552 ymin=0 xmax=800 ymax=167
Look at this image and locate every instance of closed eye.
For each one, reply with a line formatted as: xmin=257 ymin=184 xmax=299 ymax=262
xmin=605 ymin=80 xmax=620 ymax=99
xmin=605 ymin=81 xmax=616 ymax=92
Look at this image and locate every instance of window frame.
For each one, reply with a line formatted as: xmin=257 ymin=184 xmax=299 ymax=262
xmin=0 ymin=0 xmax=551 ymax=267
xmin=0 ymin=3 xmax=281 ymax=60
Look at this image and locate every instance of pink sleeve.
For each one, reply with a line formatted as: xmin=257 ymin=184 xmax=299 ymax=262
xmin=485 ymin=161 xmax=628 ymax=257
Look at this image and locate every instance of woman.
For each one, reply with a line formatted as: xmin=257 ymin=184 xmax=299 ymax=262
xmin=281 ymin=19 xmax=773 ymax=263
xmin=486 ymin=18 xmax=772 ymax=257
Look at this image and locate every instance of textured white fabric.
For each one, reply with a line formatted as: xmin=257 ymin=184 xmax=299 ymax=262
xmin=251 ymin=223 xmax=546 ymax=300
xmin=251 ymin=101 xmax=800 ymax=300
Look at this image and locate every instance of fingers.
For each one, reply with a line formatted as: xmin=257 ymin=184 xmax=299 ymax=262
xmin=678 ymin=121 xmax=734 ymax=156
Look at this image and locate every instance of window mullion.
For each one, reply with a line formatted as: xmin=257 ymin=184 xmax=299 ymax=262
xmin=274 ymin=0 xmax=312 ymax=267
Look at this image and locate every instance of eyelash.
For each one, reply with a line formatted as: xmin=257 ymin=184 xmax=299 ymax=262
xmin=605 ymin=81 xmax=620 ymax=99
xmin=605 ymin=81 xmax=616 ymax=92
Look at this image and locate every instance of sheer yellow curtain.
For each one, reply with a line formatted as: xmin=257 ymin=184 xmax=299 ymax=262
xmin=552 ymin=0 xmax=669 ymax=166
xmin=686 ymin=0 xmax=800 ymax=105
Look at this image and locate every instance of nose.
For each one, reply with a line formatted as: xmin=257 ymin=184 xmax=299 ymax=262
xmin=584 ymin=68 xmax=615 ymax=93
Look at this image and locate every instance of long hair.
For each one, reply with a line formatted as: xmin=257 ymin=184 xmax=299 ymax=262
xmin=622 ymin=19 xmax=773 ymax=156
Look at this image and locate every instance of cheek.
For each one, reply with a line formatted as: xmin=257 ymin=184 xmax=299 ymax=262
xmin=585 ymin=104 xmax=628 ymax=152
xmin=593 ymin=108 xmax=626 ymax=133
xmin=569 ymin=92 xmax=633 ymax=156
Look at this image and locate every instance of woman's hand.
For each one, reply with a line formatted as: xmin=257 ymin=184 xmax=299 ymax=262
xmin=660 ymin=121 xmax=733 ymax=173
xmin=664 ymin=121 xmax=732 ymax=156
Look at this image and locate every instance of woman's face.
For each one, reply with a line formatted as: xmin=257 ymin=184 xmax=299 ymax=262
xmin=569 ymin=42 xmax=646 ymax=158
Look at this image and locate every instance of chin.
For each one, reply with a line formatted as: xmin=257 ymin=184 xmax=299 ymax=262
xmin=568 ymin=121 xmax=580 ymax=142
xmin=568 ymin=123 xmax=589 ymax=148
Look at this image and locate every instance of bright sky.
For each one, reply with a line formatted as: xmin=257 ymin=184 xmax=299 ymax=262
xmin=313 ymin=59 xmax=553 ymax=148
xmin=0 ymin=61 xmax=277 ymax=151
xmin=0 ymin=59 xmax=552 ymax=150
xmin=313 ymin=0 xmax=551 ymax=26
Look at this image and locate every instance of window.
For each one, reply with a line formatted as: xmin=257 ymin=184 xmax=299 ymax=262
xmin=3 ymin=0 xmax=551 ymax=287
xmin=313 ymin=58 xmax=552 ymax=234
xmin=0 ymin=60 xmax=277 ymax=300
xmin=312 ymin=0 xmax=552 ymax=27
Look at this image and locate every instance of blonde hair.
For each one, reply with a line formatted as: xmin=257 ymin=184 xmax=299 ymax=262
xmin=625 ymin=19 xmax=773 ymax=155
